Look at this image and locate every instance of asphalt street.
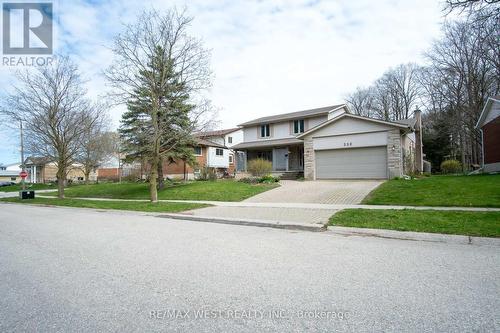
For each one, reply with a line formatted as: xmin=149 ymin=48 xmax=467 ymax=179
xmin=0 ymin=203 xmax=498 ymax=332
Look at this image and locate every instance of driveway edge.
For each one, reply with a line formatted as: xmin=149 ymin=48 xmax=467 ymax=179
xmin=157 ymin=213 xmax=327 ymax=232
xmin=327 ymin=226 xmax=500 ymax=246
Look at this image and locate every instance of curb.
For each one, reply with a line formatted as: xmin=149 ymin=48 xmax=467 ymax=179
xmin=327 ymin=226 xmax=500 ymax=246
xmin=157 ymin=213 xmax=327 ymax=232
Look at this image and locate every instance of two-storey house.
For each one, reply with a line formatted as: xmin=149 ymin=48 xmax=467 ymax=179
xmin=233 ymin=104 xmax=422 ymax=180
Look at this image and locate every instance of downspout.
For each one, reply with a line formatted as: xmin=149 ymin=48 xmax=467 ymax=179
xmin=480 ymin=128 xmax=484 ymax=168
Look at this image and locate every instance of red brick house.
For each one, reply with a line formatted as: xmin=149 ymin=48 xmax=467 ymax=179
xmin=97 ymin=137 xmax=232 ymax=181
xmin=476 ymin=96 xmax=500 ymax=172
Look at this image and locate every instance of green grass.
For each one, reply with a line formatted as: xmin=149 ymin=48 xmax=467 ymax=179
xmin=329 ymin=209 xmax=500 ymax=237
xmin=0 ymin=183 xmax=57 ymax=192
xmin=363 ymin=174 xmax=500 ymax=207
xmin=43 ymin=180 xmax=278 ymax=201
xmin=0 ymin=197 xmax=209 ymax=213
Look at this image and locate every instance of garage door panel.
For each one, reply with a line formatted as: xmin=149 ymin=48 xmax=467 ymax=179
xmin=315 ymin=146 xmax=387 ymax=179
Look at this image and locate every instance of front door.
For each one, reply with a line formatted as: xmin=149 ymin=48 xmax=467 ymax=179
xmin=274 ymin=148 xmax=288 ymax=171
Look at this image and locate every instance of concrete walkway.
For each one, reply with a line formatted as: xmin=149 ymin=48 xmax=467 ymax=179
xmin=34 ymin=195 xmax=500 ymax=212
xmin=25 ymin=194 xmax=499 ymax=232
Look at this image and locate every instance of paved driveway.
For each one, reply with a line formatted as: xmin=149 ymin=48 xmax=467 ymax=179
xmin=1 ymin=204 xmax=498 ymax=332
xmin=244 ymin=180 xmax=384 ymax=204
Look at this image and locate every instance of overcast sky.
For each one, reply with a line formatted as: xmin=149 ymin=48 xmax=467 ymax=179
xmin=0 ymin=0 xmax=446 ymax=164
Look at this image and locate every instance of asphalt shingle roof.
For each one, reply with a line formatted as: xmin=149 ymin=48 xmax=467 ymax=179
xmin=238 ymin=104 xmax=345 ymax=127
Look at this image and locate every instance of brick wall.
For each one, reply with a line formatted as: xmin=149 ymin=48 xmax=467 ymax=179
xmin=483 ymin=117 xmax=500 ymax=164
xmin=98 ymin=168 xmax=119 ymax=180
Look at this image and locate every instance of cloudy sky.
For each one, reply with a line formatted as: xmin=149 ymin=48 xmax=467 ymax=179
xmin=0 ymin=0 xmax=446 ymax=164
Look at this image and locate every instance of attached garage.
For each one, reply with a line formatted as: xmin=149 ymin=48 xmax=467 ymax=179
xmin=315 ymin=146 xmax=387 ymax=179
xmin=298 ymin=113 xmax=414 ymax=180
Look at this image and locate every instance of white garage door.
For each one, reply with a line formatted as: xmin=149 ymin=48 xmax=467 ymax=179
xmin=315 ymin=146 xmax=387 ymax=179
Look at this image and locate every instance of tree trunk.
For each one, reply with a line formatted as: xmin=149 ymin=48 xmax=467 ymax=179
xmin=84 ymin=169 xmax=90 ymax=185
xmin=57 ymin=169 xmax=65 ymax=199
xmin=157 ymin=157 xmax=164 ymax=190
xmin=149 ymin=156 xmax=159 ymax=203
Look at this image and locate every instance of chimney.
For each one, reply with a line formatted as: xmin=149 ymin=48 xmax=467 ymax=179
xmin=414 ymin=107 xmax=423 ymax=173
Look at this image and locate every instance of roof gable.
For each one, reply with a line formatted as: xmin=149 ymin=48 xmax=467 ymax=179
xmin=297 ymin=113 xmax=410 ymax=139
xmin=476 ymin=96 xmax=500 ymax=129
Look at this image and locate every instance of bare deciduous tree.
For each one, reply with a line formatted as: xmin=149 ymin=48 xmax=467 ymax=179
xmin=345 ymin=87 xmax=376 ymax=117
xmin=345 ymin=63 xmax=422 ymax=121
xmin=1 ymin=56 xmax=100 ymax=198
xmin=77 ymin=107 xmax=116 ymax=184
xmin=105 ymin=8 xmax=214 ymax=202
xmin=444 ymin=0 xmax=500 ymax=21
xmin=422 ymin=15 xmax=499 ymax=168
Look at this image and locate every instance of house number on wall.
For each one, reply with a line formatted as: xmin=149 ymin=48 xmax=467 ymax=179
xmin=343 ymin=142 xmax=353 ymax=147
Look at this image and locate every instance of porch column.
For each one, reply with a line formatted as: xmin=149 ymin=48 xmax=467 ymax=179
xmin=33 ymin=165 xmax=37 ymax=183
xmin=286 ymin=148 xmax=289 ymax=171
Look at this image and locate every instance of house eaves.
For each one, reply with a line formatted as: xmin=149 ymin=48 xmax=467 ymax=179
xmin=475 ymin=96 xmax=500 ymax=129
xmin=297 ymin=113 xmax=410 ymax=139
xmin=238 ymin=104 xmax=345 ymax=127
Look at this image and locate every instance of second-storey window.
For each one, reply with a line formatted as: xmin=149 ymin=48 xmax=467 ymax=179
xmin=293 ymin=119 xmax=305 ymax=134
xmin=260 ymin=124 xmax=270 ymax=137
xmin=228 ymin=136 xmax=233 ymax=144
xmin=216 ymin=148 xmax=224 ymax=156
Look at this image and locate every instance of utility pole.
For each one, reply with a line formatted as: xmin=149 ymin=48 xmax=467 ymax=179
xmin=20 ymin=120 xmax=26 ymax=191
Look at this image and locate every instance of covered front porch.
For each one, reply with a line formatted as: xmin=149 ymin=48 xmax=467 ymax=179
xmin=239 ymin=144 xmax=304 ymax=173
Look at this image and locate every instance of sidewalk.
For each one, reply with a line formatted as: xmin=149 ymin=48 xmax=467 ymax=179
xmin=35 ymin=195 xmax=500 ymax=212
xmin=5 ymin=195 xmax=499 ymax=243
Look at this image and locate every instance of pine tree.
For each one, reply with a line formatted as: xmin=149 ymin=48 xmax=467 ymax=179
xmin=118 ymin=45 xmax=198 ymax=192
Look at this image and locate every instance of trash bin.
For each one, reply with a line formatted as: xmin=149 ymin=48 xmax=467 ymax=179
xmin=19 ymin=190 xmax=35 ymax=199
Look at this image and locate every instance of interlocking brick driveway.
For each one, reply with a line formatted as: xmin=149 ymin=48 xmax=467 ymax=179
xmin=180 ymin=180 xmax=383 ymax=226
xmin=244 ymin=180 xmax=384 ymax=204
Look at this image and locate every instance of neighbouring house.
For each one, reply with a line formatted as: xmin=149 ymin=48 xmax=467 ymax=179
xmin=194 ymin=128 xmax=244 ymax=173
xmin=161 ymin=137 xmax=232 ymax=179
xmin=232 ymin=104 xmax=422 ymax=180
xmin=24 ymin=157 xmax=97 ymax=183
xmin=476 ymin=96 xmax=500 ymax=172
xmin=0 ymin=162 xmax=21 ymax=183
xmin=97 ymin=135 xmax=236 ymax=181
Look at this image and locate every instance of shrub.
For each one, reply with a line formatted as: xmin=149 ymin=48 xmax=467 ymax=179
xmin=440 ymin=160 xmax=462 ymax=174
xmin=197 ymin=167 xmax=217 ymax=181
xmin=238 ymin=177 xmax=259 ymax=184
xmin=258 ymin=175 xmax=280 ymax=183
xmin=247 ymin=158 xmax=272 ymax=176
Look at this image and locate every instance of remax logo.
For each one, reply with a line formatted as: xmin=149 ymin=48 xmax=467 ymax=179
xmin=2 ymin=2 xmax=53 ymax=55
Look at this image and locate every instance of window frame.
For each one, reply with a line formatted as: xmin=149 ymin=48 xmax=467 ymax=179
xmin=227 ymin=136 xmax=233 ymax=144
xmin=215 ymin=148 xmax=224 ymax=156
xmin=229 ymin=154 xmax=234 ymax=164
xmin=260 ymin=124 xmax=270 ymax=138
xmin=193 ymin=146 xmax=202 ymax=156
xmin=293 ymin=119 xmax=305 ymax=134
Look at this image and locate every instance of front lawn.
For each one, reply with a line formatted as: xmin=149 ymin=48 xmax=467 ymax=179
xmin=329 ymin=209 xmax=500 ymax=237
xmin=363 ymin=174 xmax=500 ymax=207
xmin=44 ymin=180 xmax=278 ymax=201
xmin=1 ymin=197 xmax=209 ymax=213
xmin=0 ymin=183 xmax=57 ymax=192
